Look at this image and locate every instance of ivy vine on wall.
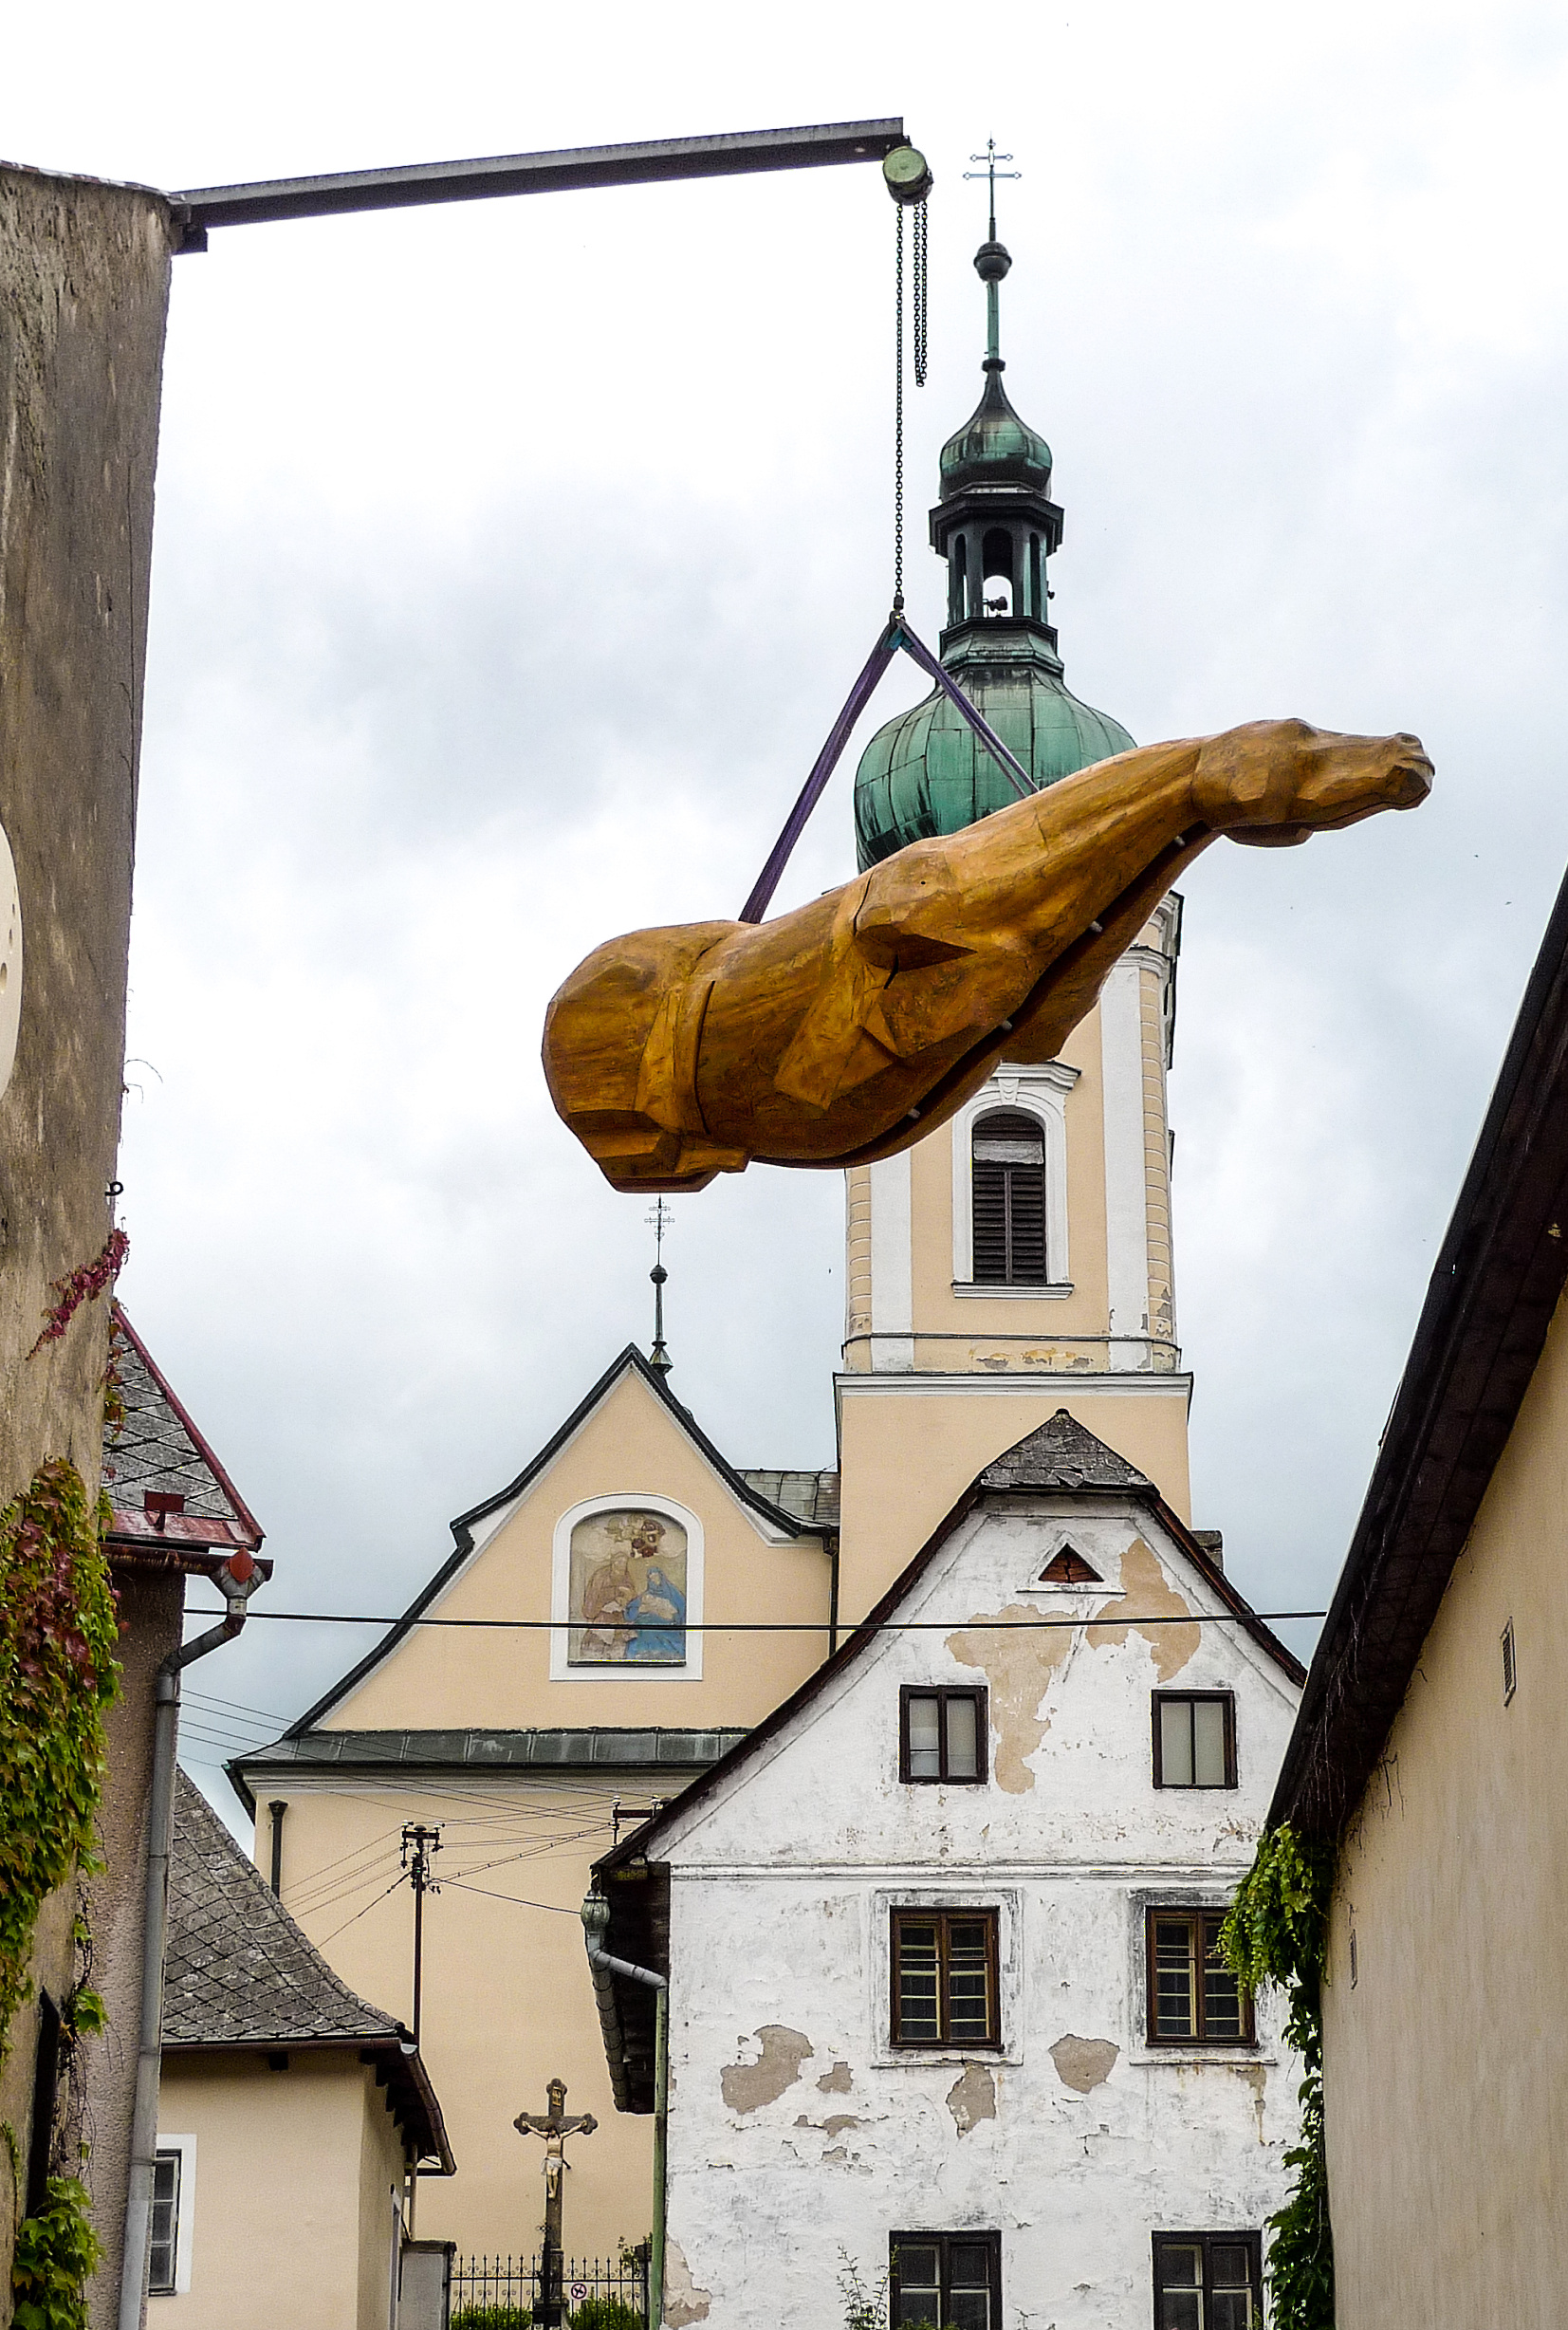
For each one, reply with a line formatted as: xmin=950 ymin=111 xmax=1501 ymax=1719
xmin=1220 ymin=1825 xmax=1337 ymax=2330
xmin=0 ymin=1464 xmax=120 ymax=2324
xmin=0 ymin=1459 xmax=121 ymax=2058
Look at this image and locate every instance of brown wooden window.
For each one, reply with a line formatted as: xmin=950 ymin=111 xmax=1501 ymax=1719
xmin=1153 ymin=1693 xmax=1236 ymax=1789
xmin=1146 ymin=1911 xmax=1253 ymax=2044
xmin=900 ymin=1688 xmax=987 ymax=1783
xmin=1153 ymin=2232 xmax=1262 ymax=2326
xmin=971 ymin=1110 xmax=1047 ymax=1284
xmin=891 ymin=2232 xmax=1001 ymax=2330
xmin=891 ymin=1910 xmax=1000 ymax=2047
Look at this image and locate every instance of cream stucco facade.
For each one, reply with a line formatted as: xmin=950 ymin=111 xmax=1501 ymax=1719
xmin=1321 ymin=1281 xmax=1568 ymax=2323
xmin=837 ymin=902 xmax=1190 ymax=1622
xmin=152 ymin=2053 xmax=409 ymax=2330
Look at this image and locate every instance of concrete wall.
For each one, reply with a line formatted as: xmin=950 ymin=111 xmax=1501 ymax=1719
xmin=1322 ymin=1282 xmax=1568 ymax=2326
xmin=654 ymin=1489 xmax=1301 ymax=2328
xmin=150 ymin=2052 xmax=406 ymax=2330
xmin=0 ymin=158 xmax=172 ymax=2305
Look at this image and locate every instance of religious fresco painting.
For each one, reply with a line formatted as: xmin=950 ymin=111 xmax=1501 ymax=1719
xmin=567 ymin=1508 xmax=689 ymax=1665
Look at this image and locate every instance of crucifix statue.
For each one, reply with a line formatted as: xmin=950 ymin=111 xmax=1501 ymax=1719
xmin=515 ymin=2077 xmax=599 ymax=2326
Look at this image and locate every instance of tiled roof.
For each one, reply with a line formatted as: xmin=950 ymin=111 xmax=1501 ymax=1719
xmin=101 ymin=1306 xmax=265 ymax=1564
xmin=165 ymin=1771 xmax=399 ymax=2046
xmin=738 ymin=1469 xmax=840 ymax=1528
xmin=978 ymin=1408 xmax=1153 ymax=1495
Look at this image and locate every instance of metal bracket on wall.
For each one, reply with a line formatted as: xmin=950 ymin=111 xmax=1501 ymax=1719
xmin=167 ymin=119 xmax=907 ymax=250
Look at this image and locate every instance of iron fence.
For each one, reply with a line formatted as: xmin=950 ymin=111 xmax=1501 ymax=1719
xmin=451 ymin=2250 xmax=649 ymax=2328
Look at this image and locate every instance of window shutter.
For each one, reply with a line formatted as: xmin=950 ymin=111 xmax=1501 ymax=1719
xmin=971 ymin=1111 xmax=1048 ymax=1285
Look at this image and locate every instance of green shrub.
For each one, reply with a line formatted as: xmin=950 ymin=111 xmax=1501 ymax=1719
xmin=567 ymin=2301 xmax=643 ymax=2330
xmin=451 ymin=2309 xmax=531 ymax=2330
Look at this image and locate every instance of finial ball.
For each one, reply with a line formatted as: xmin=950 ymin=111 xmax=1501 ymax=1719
xmin=974 ymin=239 xmax=1012 ymax=283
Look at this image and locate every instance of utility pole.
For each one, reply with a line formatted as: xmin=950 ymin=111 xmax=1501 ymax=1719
xmin=401 ymin=1822 xmax=442 ymax=2044
xmin=400 ymin=1823 xmax=441 ymax=2238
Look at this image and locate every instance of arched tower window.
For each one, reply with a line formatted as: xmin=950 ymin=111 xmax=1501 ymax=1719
xmin=971 ymin=1109 xmax=1047 ymax=1284
xmin=981 ymin=527 xmax=1014 ymax=617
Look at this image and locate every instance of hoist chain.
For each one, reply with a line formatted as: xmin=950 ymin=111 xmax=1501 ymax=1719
xmin=894 ymin=195 xmax=929 ymax=614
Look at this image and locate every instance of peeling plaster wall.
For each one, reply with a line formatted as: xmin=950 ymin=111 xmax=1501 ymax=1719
xmin=651 ymin=1494 xmax=1301 ymax=2327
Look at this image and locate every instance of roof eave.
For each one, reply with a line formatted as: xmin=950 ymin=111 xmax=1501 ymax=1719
xmin=1270 ymin=860 xmax=1568 ymax=1839
xmin=161 ymin=2032 xmax=455 ymax=2173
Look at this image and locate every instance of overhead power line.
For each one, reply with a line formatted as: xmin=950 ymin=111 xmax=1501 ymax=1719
xmin=184 ymin=1606 xmax=1326 ymax=1635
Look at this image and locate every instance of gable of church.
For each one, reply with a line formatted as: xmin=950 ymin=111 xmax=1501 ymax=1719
xmin=293 ymin=1345 xmax=832 ymax=1738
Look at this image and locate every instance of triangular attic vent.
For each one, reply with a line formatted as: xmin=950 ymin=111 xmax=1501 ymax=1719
xmin=1039 ymin=1545 xmax=1103 ymax=1584
xmin=980 ymin=1408 xmax=1153 ymax=1496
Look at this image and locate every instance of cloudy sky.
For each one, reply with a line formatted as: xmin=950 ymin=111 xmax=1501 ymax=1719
xmin=10 ymin=0 xmax=1568 ymax=1809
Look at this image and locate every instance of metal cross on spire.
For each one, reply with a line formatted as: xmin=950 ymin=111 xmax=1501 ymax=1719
xmin=965 ymin=138 xmax=1020 ymax=241
xmin=646 ymin=1199 xmax=674 ymax=1375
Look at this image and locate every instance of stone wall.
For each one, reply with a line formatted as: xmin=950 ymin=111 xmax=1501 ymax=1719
xmin=0 ymin=158 xmax=173 ymax=2314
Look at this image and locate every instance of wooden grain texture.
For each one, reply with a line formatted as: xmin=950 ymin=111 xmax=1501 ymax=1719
xmin=543 ymin=718 xmax=1432 ymax=1192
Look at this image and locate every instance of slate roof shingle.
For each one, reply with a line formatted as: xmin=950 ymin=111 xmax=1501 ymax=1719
xmin=165 ymin=1770 xmax=398 ymax=2046
xmin=977 ymin=1407 xmax=1154 ymax=1495
xmin=737 ymin=1469 xmax=840 ymax=1528
xmin=163 ymin=1773 xmax=455 ymax=2171
xmin=102 ymin=1306 xmax=266 ymax=1565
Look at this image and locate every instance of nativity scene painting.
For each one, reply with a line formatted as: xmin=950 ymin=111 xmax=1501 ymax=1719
xmin=567 ymin=1507 xmax=689 ymax=1665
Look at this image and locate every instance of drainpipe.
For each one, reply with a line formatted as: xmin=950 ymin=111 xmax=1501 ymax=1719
xmin=581 ymin=1896 xmax=667 ymax=2330
xmin=267 ymin=1800 xmax=287 ymax=1895
xmin=118 ymin=1552 xmax=263 ymax=2330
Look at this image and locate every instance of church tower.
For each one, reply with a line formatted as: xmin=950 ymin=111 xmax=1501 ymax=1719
xmin=836 ymin=216 xmax=1191 ymax=1618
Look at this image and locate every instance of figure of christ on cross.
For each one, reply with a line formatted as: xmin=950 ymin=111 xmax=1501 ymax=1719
xmin=515 ymin=2078 xmax=600 ymax=2327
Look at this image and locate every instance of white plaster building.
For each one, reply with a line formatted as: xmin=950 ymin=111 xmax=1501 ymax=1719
xmin=589 ymin=1411 xmax=1303 ymax=2330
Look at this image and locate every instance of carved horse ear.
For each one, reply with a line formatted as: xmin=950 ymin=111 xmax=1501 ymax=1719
xmin=1039 ymin=1545 xmax=1102 ymax=1584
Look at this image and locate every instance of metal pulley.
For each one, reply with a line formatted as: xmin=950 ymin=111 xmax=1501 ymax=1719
xmin=882 ymin=144 xmax=933 ymax=204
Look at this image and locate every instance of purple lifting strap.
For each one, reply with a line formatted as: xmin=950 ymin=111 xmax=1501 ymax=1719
xmin=738 ymin=616 xmax=1036 ymax=924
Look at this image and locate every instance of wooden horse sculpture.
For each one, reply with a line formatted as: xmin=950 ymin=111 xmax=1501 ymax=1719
xmin=543 ymin=718 xmax=1432 ymax=1193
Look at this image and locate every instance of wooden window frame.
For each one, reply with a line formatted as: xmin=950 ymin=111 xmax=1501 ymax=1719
xmin=148 ymin=2149 xmax=182 ymax=2295
xmin=890 ymin=1908 xmax=1002 ymax=2050
xmin=1152 ymin=2230 xmax=1264 ymax=2324
xmin=899 ymin=1686 xmax=989 ymax=1784
xmin=1151 ymin=1691 xmax=1238 ymax=1790
xmin=1145 ymin=1908 xmax=1255 ymax=2047
xmin=890 ymin=2229 xmax=1003 ymax=2330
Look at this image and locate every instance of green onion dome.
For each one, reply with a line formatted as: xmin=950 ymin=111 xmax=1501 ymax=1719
xmin=854 ymin=634 xmax=1134 ymax=871
xmin=939 ymin=363 xmax=1055 ymax=496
